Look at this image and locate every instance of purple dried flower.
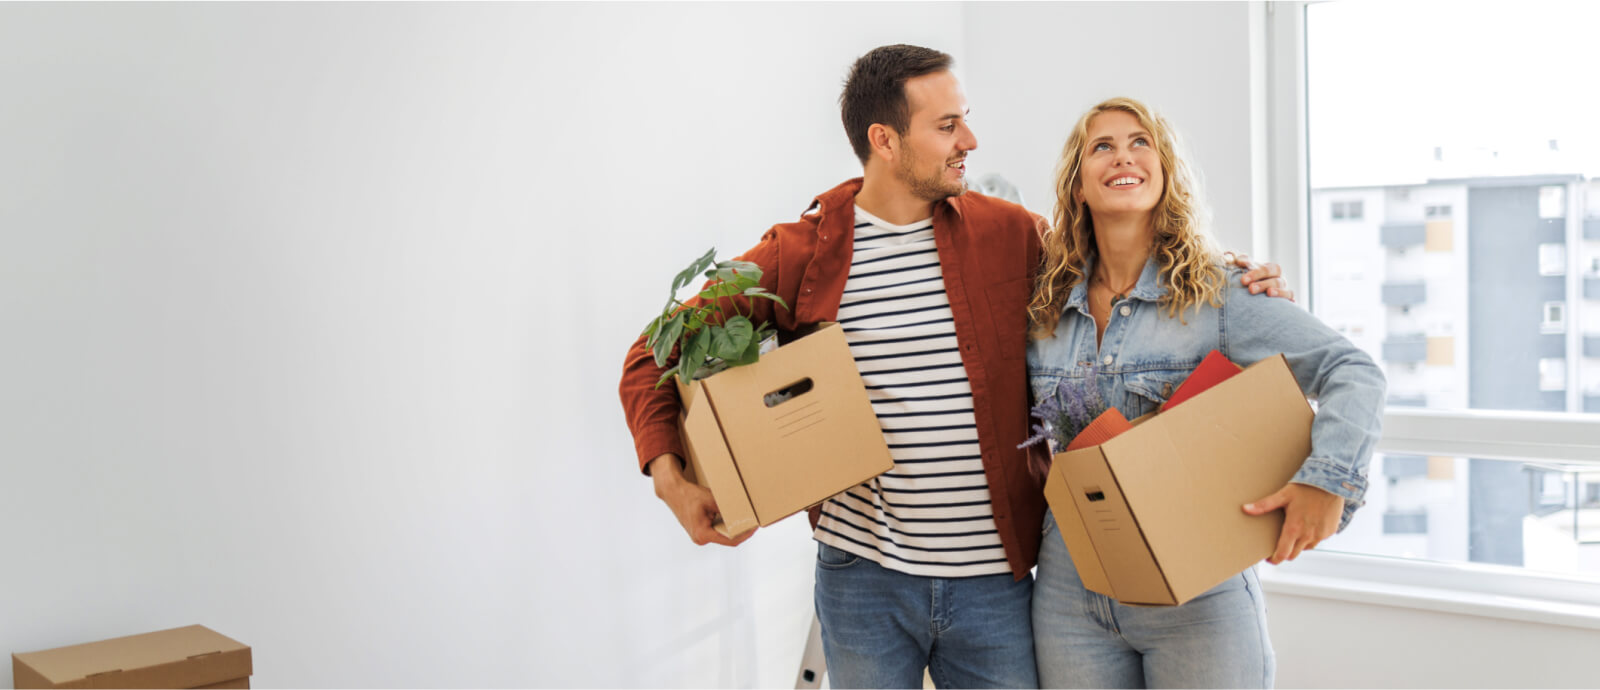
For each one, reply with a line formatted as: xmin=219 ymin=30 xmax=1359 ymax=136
xmin=1019 ymin=365 xmax=1107 ymax=451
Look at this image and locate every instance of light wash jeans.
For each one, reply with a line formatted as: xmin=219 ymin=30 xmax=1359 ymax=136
xmin=1032 ymin=511 xmax=1275 ymax=689
xmin=814 ymin=542 xmax=1038 ymax=689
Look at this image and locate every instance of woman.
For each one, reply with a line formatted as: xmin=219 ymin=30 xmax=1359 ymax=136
xmin=1026 ymin=97 xmax=1385 ymax=688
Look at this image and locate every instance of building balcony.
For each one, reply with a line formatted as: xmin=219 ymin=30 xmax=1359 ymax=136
xmin=1383 ymin=281 xmax=1427 ymax=307
xmin=1387 ymin=393 xmax=1427 ymax=407
xmin=1384 ymin=454 xmax=1429 ymax=479
xmin=1381 ymin=222 xmax=1426 ymax=248
xmin=1383 ymin=334 xmax=1428 ymax=363
xmin=1383 ymin=510 xmax=1429 ymax=535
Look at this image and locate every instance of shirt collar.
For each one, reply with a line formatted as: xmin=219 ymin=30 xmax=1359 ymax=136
xmin=1064 ymin=254 xmax=1168 ymax=315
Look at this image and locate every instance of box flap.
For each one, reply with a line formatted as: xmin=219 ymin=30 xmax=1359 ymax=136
xmin=13 ymin=625 xmax=251 ymax=689
xmin=1051 ymin=447 xmax=1173 ymax=605
xmin=1043 ymin=465 xmax=1113 ymax=595
xmin=702 ymin=323 xmax=893 ymax=525
xmin=1104 ymin=355 xmax=1311 ymax=603
xmin=676 ymin=378 xmax=759 ymax=537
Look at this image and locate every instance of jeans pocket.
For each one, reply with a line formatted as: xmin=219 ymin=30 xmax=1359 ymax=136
xmin=817 ymin=542 xmax=862 ymax=570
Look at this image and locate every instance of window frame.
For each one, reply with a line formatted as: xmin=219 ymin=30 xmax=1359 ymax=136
xmin=1262 ymin=0 xmax=1600 ymax=620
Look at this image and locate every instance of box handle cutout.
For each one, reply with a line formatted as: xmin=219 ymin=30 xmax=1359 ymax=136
xmin=1084 ymin=486 xmax=1106 ymax=502
xmin=763 ymin=378 xmax=814 ymax=408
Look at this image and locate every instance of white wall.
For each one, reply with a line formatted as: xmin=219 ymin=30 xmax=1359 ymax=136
xmin=960 ymin=1 xmax=1262 ymax=253
xmin=0 ymin=3 xmax=961 ymax=687
xmin=1267 ymin=591 xmax=1600 ymax=688
xmin=11 ymin=2 xmax=1594 ymax=689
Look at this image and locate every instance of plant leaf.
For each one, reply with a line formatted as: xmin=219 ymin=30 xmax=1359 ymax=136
xmin=698 ymin=281 xmax=742 ymax=301
xmin=672 ymin=248 xmax=718 ymax=295
xmin=730 ymin=328 xmax=763 ymax=366
xmin=745 ymin=289 xmax=790 ymax=310
xmin=710 ymin=316 xmax=754 ymax=360
xmin=679 ymin=329 xmax=713 ymax=383
xmin=652 ymin=313 xmax=685 ymax=368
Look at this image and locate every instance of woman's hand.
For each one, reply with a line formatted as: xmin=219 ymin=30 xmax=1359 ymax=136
xmin=1242 ymin=482 xmax=1342 ymax=564
xmin=1224 ymin=252 xmax=1295 ymax=302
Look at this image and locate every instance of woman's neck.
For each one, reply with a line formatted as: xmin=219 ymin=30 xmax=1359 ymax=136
xmin=1091 ymin=212 xmax=1155 ymax=289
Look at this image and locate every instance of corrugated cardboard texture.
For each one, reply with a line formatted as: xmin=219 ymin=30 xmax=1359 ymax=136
xmin=1044 ymin=355 xmax=1314 ymax=606
xmin=13 ymin=625 xmax=252 ymax=689
xmin=1043 ymin=468 xmax=1112 ymax=594
xmin=677 ymin=378 xmax=759 ymax=537
xmin=699 ymin=323 xmax=893 ymax=525
xmin=1111 ymin=355 xmax=1310 ymax=604
xmin=1054 ymin=445 xmax=1173 ymax=604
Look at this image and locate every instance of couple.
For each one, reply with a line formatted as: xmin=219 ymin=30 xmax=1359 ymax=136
xmin=619 ymin=44 xmax=1384 ymax=689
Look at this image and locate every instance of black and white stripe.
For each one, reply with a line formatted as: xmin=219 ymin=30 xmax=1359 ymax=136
xmin=813 ymin=206 xmax=1007 ymax=578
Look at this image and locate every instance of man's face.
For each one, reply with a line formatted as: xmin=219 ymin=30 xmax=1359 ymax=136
xmin=893 ymin=71 xmax=977 ymax=202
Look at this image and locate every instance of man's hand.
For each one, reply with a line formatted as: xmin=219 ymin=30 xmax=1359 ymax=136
xmin=1243 ymin=483 xmax=1343 ymax=564
xmin=648 ymin=454 xmax=756 ymax=547
xmin=1224 ymin=252 xmax=1295 ymax=302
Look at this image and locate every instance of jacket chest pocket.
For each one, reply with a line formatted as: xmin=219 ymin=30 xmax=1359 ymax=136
xmin=1122 ymin=369 xmax=1190 ymax=418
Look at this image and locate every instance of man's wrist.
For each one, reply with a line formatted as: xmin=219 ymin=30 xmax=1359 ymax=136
xmin=648 ymin=454 xmax=685 ymax=482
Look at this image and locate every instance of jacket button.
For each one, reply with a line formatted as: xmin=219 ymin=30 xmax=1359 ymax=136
xmin=1119 ymin=305 xmax=1131 ymax=316
xmin=1102 ymin=355 xmax=1113 ymax=366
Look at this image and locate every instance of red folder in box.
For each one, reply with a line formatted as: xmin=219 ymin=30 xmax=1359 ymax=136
xmin=1161 ymin=349 xmax=1243 ymax=411
xmin=1065 ymin=408 xmax=1133 ymax=451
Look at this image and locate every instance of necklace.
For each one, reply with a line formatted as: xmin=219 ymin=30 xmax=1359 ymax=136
xmin=1094 ymin=270 xmax=1140 ymax=304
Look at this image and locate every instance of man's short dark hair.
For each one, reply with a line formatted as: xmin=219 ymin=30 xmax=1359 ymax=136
xmin=840 ymin=44 xmax=954 ymax=165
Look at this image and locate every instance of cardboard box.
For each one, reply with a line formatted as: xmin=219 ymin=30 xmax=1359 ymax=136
xmin=1044 ymin=355 xmax=1312 ymax=606
xmin=676 ymin=322 xmax=894 ymax=537
xmin=13 ymin=625 xmax=251 ymax=689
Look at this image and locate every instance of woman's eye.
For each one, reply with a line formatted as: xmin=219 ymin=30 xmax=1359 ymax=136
xmin=1133 ymin=137 xmax=1150 ymax=147
xmin=1093 ymin=142 xmax=1111 ymax=152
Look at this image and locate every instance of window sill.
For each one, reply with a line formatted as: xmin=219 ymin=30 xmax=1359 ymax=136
xmin=1256 ymin=550 xmax=1600 ymax=631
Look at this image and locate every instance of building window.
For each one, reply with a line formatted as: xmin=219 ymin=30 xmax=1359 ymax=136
xmin=1539 ymin=357 xmax=1567 ymax=391
xmin=1538 ymin=243 xmax=1566 ymax=276
xmin=1425 ymin=204 xmax=1452 ymax=218
xmin=1541 ymin=302 xmax=1566 ymax=333
xmin=1540 ymin=185 xmax=1566 ymax=219
xmin=1331 ymin=199 xmax=1364 ymax=221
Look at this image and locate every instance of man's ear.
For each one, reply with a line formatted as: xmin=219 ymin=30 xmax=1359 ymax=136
xmin=868 ymin=123 xmax=897 ymax=164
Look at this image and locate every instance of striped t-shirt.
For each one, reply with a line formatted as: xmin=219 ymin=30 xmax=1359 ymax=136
xmin=812 ymin=206 xmax=1008 ymax=578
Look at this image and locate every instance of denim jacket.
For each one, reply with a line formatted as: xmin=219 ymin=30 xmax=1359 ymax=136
xmin=1026 ymin=256 xmax=1387 ymax=530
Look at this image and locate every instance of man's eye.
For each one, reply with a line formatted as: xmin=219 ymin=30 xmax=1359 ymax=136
xmin=942 ymin=124 xmax=956 ymax=132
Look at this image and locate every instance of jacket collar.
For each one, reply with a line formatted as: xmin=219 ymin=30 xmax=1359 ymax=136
xmin=804 ymin=177 xmax=967 ymax=227
xmin=1065 ymin=254 xmax=1168 ymax=314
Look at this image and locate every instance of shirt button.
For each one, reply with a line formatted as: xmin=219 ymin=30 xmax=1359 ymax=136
xmin=803 ymin=288 xmax=813 ymax=295
xmin=1102 ymin=355 xmax=1113 ymax=366
xmin=820 ymin=234 xmax=829 ymax=241
xmin=1119 ymin=305 xmax=1131 ymax=316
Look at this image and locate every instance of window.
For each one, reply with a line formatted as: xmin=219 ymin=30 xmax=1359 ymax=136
xmin=1297 ymin=1 xmax=1600 ymax=588
xmin=1542 ymin=301 xmax=1566 ymax=333
xmin=1540 ymin=358 xmax=1567 ymax=391
xmin=1540 ymin=185 xmax=1567 ymax=219
xmin=1540 ymin=243 xmax=1567 ymax=275
xmin=1331 ymin=199 xmax=1364 ymax=221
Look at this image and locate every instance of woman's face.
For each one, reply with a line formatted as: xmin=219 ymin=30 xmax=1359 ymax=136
xmin=1077 ymin=110 xmax=1164 ymax=222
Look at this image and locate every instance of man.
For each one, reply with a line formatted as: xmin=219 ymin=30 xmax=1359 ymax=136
xmin=619 ymin=44 xmax=1289 ymax=688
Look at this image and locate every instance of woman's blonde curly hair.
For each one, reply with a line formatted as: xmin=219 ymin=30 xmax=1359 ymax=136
xmin=1028 ymin=97 xmax=1224 ymax=339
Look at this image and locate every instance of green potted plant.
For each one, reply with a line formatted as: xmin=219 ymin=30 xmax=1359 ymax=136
xmin=641 ymin=248 xmax=789 ymax=388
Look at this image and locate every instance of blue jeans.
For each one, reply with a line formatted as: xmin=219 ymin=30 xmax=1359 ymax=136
xmin=813 ymin=542 xmax=1038 ymax=689
xmin=1033 ymin=511 xmax=1275 ymax=689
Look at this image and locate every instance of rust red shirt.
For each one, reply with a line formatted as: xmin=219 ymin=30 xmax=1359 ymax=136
xmin=618 ymin=178 xmax=1050 ymax=580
